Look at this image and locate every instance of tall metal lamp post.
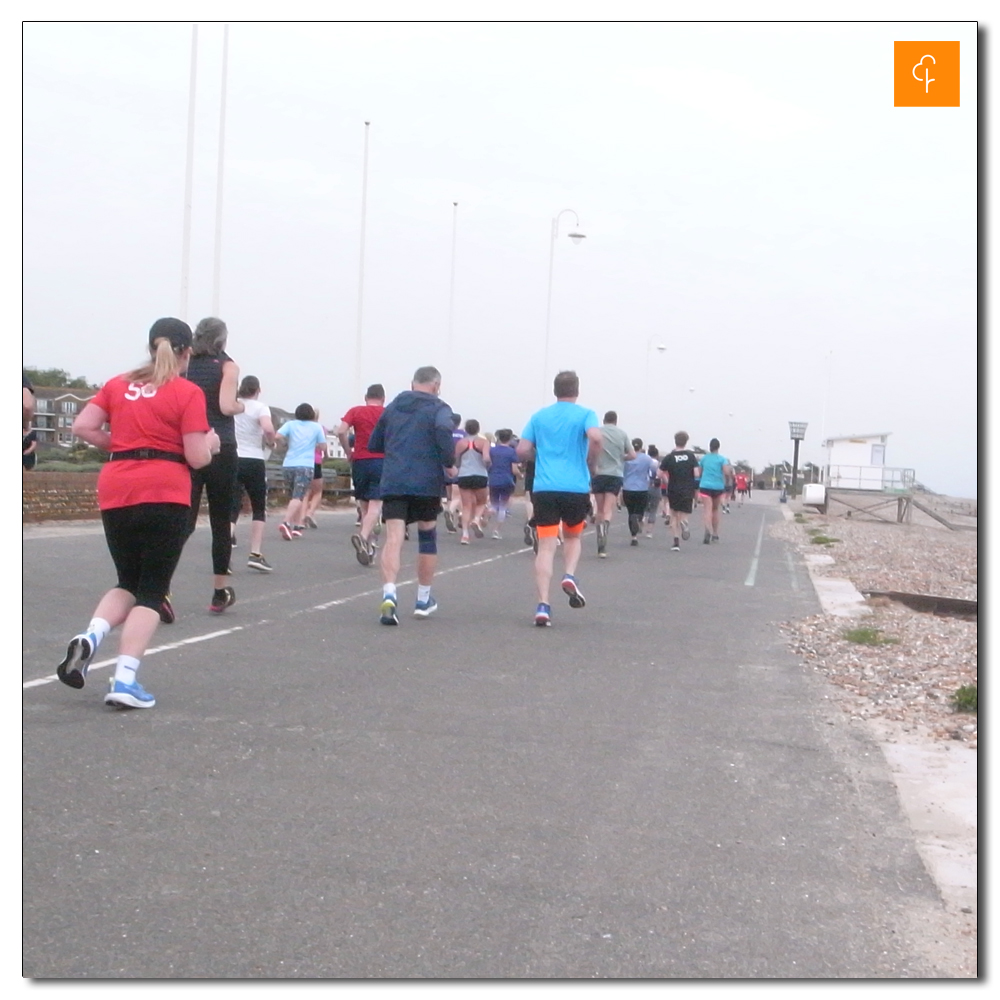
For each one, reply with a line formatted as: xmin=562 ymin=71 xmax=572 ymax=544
xmin=542 ymin=209 xmax=586 ymax=399
xmin=789 ymin=421 xmax=808 ymax=497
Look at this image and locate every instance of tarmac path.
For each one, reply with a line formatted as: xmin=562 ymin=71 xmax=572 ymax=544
xmin=23 ymin=497 xmax=954 ymax=978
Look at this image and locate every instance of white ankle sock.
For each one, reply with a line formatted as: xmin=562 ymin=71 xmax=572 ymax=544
xmin=383 ymin=583 xmax=396 ymax=599
xmin=417 ymin=585 xmax=431 ymax=603
xmin=86 ymin=617 xmax=111 ymax=647
xmin=114 ymin=655 xmax=140 ymax=685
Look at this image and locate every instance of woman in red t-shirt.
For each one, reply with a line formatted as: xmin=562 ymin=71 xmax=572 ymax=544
xmin=56 ymin=318 xmax=220 ymax=710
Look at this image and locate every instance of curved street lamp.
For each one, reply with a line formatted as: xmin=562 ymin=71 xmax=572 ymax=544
xmin=542 ymin=208 xmax=586 ymax=399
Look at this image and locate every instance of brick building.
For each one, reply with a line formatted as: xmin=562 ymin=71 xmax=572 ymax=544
xmin=29 ymin=387 xmax=97 ymax=446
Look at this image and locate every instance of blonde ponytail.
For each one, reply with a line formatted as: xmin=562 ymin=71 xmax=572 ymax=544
xmin=126 ymin=337 xmax=184 ymax=387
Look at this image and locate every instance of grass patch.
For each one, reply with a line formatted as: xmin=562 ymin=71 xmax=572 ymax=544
xmin=842 ymin=626 xmax=899 ymax=646
xmin=951 ymin=685 xmax=977 ymax=713
xmin=794 ymin=513 xmax=806 ymax=523
xmin=810 ymin=534 xmax=840 ymax=545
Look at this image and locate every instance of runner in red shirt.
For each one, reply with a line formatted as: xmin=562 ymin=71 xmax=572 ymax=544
xmin=55 ymin=318 xmax=219 ymax=710
xmin=336 ymin=383 xmax=386 ymax=565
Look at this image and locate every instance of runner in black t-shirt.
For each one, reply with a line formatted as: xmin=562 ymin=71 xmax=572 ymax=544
xmin=659 ymin=430 xmax=700 ymax=552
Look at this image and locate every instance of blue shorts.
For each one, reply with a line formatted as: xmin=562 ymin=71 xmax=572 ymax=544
xmin=351 ymin=457 xmax=384 ymax=501
xmin=283 ymin=466 xmax=314 ymax=501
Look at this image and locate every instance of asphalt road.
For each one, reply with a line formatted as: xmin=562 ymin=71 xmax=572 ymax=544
xmin=23 ymin=497 xmax=947 ymax=978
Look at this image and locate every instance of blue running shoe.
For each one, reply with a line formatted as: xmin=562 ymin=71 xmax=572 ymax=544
xmin=104 ymin=678 xmax=156 ymax=709
xmin=534 ymin=603 xmax=552 ymax=627
xmin=413 ymin=596 xmax=438 ymax=618
xmin=561 ymin=575 xmax=586 ymax=609
xmin=56 ymin=633 xmax=97 ymax=690
xmin=379 ymin=593 xmax=399 ymax=626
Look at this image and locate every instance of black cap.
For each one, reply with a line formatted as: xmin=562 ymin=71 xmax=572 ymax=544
xmin=149 ymin=317 xmax=193 ymax=351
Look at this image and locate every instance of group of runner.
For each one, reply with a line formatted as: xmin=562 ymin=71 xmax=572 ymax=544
xmin=53 ymin=320 xmax=740 ymax=709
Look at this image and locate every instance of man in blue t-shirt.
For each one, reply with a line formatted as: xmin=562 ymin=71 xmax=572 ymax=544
xmin=517 ymin=370 xmax=602 ymax=627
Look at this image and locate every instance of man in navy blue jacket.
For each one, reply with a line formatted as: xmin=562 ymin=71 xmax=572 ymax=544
xmin=367 ymin=366 xmax=457 ymax=625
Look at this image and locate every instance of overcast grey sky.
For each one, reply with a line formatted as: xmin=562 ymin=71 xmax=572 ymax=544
xmin=22 ymin=19 xmax=978 ymax=497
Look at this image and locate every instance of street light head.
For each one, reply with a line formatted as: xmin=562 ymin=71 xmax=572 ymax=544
xmin=789 ymin=421 xmax=808 ymax=441
xmin=656 ymin=344 xmax=667 ymax=353
xmin=567 ymin=232 xmax=586 ymax=244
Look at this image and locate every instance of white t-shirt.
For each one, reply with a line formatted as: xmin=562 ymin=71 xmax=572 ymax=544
xmin=234 ymin=398 xmax=271 ymax=460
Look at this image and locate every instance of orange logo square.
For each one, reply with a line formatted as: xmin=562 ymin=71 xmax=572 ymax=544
xmin=894 ymin=41 xmax=960 ymax=107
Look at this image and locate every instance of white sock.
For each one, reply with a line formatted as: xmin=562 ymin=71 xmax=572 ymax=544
xmin=114 ymin=655 xmax=140 ymax=686
xmin=86 ymin=617 xmax=111 ymax=647
xmin=417 ymin=585 xmax=431 ymax=603
xmin=383 ymin=583 xmax=396 ymax=599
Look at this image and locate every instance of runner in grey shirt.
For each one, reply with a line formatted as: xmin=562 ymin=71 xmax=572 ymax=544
xmin=591 ymin=410 xmax=635 ymax=557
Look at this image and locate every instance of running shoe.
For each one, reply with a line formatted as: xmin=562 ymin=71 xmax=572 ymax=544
xmin=443 ymin=509 xmax=456 ymax=532
xmin=597 ymin=522 xmax=608 ymax=558
xmin=413 ymin=596 xmax=438 ymax=618
xmin=56 ymin=633 xmax=96 ymax=689
xmin=460 ymin=534 xmax=470 ymax=545
xmin=379 ymin=593 xmax=399 ymax=626
xmin=104 ymin=678 xmax=155 ymax=709
xmin=367 ymin=540 xmax=378 ymax=563
xmin=712 ymin=534 xmax=720 ymax=542
xmin=704 ymin=530 xmax=712 ymax=545
xmin=523 ymin=523 xmax=533 ymax=547
xmin=492 ymin=530 xmax=502 ymax=539
xmin=231 ymin=533 xmax=238 ymax=548
xmin=373 ymin=520 xmax=382 ymax=537
xmin=471 ymin=519 xmax=484 ymax=539
xmin=247 ymin=553 xmax=273 ymax=573
xmin=561 ymin=575 xmax=586 ymax=609
xmin=723 ymin=504 xmax=730 ymax=514
xmin=159 ymin=595 xmax=176 ymax=624
xmin=292 ymin=525 xmax=306 ymax=536
xmin=631 ymin=537 xmax=639 ymax=546
xmin=351 ymin=533 xmax=372 ymax=566
xmin=534 ymin=603 xmax=552 ymax=627
xmin=209 ymin=587 xmax=236 ymax=614
xmin=279 ymin=522 xmax=294 ymax=541
xmin=671 ymin=542 xmax=680 ymax=552
xmin=681 ymin=522 xmax=691 ymax=541
xmin=304 ymin=514 xmax=318 ymax=529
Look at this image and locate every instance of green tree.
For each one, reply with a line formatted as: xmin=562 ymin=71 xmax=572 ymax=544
xmin=23 ymin=367 xmax=98 ymax=390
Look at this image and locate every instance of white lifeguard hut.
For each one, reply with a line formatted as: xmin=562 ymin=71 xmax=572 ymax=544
xmin=801 ymin=432 xmax=917 ymax=522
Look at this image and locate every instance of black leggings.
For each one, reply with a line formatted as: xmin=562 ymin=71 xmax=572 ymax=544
xmin=622 ymin=490 xmax=649 ymax=534
xmin=188 ymin=445 xmax=238 ymax=576
xmin=102 ymin=503 xmax=190 ymax=611
xmin=231 ymin=457 xmax=268 ymax=523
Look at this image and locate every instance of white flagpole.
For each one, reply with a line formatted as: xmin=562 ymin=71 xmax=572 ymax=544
xmin=447 ymin=201 xmax=458 ymax=364
xmin=211 ymin=23 xmax=229 ymax=317
xmin=354 ymin=121 xmax=371 ymax=399
xmin=180 ymin=23 xmax=198 ymax=322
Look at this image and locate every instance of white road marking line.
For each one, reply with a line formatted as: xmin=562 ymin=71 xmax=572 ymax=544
xmin=744 ymin=514 xmax=767 ymax=587
xmin=24 ymin=546 xmax=534 ymax=690
xmin=784 ymin=550 xmax=800 ymax=591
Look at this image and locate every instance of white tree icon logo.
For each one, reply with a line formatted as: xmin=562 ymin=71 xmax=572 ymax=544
xmin=912 ymin=54 xmax=936 ymax=94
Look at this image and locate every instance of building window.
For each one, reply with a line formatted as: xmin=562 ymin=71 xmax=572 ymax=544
xmin=61 ymin=400 xmax=78 ymax=414
xmin=871 ymin=444 xmax=885 ymax=466
xmin=36 ymin=398 xmax=52 ymax=413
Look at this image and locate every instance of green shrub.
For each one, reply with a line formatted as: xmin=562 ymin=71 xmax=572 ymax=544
xmin=951 ymin=685 xmax=977 ymax=713
xmin=842 ymin=626 xmax=899 ymax=646
xmin=810 ymin=534 xmax=840 ymax=545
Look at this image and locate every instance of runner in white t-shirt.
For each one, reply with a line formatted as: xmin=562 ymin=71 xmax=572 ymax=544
xmin=231 ymin=376 xmax=276 ymax=571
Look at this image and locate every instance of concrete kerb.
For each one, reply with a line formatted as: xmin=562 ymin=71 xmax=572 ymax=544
xmin=780 ymin=502 xmax=977 ymax=916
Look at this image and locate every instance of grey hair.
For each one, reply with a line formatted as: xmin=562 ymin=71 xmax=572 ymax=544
xmin=412 ymin=365 xmax=441 ymax=386
xmin=192 ymin=317 xmax=229 ymax=357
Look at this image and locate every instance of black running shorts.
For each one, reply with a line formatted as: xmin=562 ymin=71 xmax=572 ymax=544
xmin=667 ymin=491 xmax=695 ymax=514
xmin=590 ymin=474 xmax=623 ymax=496
xmin=381 ymin=495 xmax=441 ymax=524
xmin=531 ymin=491 xmax=592 ymax=529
